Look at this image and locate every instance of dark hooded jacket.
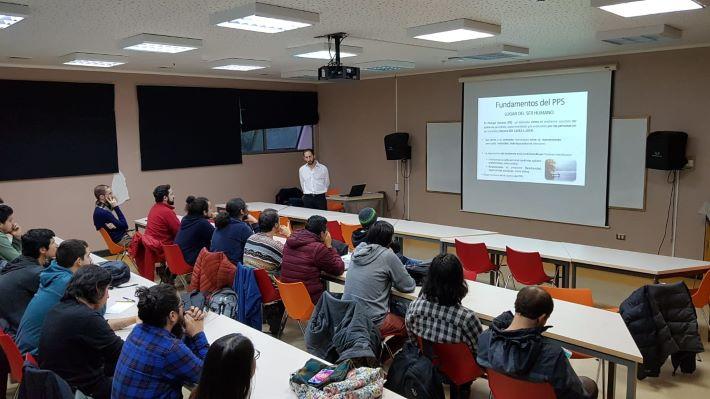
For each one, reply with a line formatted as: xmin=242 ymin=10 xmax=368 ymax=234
xmin=619 ymin=282 xmax=703 ymax=379
xmin=280 ymin=229 xmax=345 ymax=304
xmin=0 ymin=255 xmax=45 ymax=336
xmin=476 ymin=311 xmax=593 ymax=399
xmin=174 ymin=214 xmax=215 ymax=266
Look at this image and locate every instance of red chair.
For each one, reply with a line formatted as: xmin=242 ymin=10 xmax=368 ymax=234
xmin=0 ymin=331 xmax=25 ymax=392
xmin=463 ymin=269 xmax=478 ymax=282
xmin=418 ymin=339 xmax=485 ymax=398
xmin=162 ymin=244 xmax=193 ymax=288
xmin=253 ymin=268 xmax=281 ymax=304
xmin=487 ymin=369 xmax=556 ymax=398
xmin=455 ymin=240 xmax=501 ymax=285
xmin=327 ymin=220 xmax=345 ymax=242
xmin=326 ymin=188 xmax=345 ymax=212
xmin=505 ymin=246 xmax=557 ymax=287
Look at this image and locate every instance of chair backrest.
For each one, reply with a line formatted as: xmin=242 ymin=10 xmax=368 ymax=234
xmin=253 ymin=268 xmax=281 ymax=304
xmin=275 ymin=279 xmax=314 ymax=322
xmin=0 ymin=332 xmax=25 ymax=383
xmin=425 ymin=340 xmax=484 ymax=386
xmin=279 ymin=216 xmax=292 ymax=231
xmin=162 ymin=244 xmax=193 ymax=275
xmin=488 ymin=369 xmax=557 ymax=399
xmin=327 ymin=220 xmax=345 ymax=242
xmin=99 ymin=228 xmax=125 ymax=255
xmin=339 ymin=223 xmax=362 ymax=250
xmin=506 ymin=246 xmax=551 ymax=285
xmin=692 ymin=271 xmax=710 ymax=308
xmin=541 ymin=286 xmax=594 ymax=307
xmin=248 ymin=210 xmax=262 ymax=220
xmin=326 ymin=188 xmax=340 ymax=196
xmin=455 ymin=240 xmax=497 ymax=274
xmin=463 ymin=269 xmax=478 ymax=282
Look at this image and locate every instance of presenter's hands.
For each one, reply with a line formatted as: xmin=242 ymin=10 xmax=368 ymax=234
xmin=323 ymin=231 xmax=333 ymax=249
xmin=10 ymin=224 xmax=22 ymax=239
xmin=184 ymin=306 xmax=205 ymax=337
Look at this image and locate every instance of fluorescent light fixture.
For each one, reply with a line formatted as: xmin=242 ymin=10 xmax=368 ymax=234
xmin=407 ymin=18 xmax=500 ymax=43
xmin=357 ymin=60 xmax=415 ymax=72
xmin=289 ymin=43 xmax=362 ymax=59
xmin=0 ymin=2 xmax=29 ymax=29
xmin=591 ymin=0 xmax=705 ymax=17
xmin=120 ymin=33 xmax=202 ymax=53
xmin=60 ymin=53 xmax=126 ymax=68
xmin=281 ymin=70 xmax=319 ymax=80
xmin=209 ymin=58 xmax=270 ymax=71
xmin=211 ymin=2 xmax=318 ymax=33
xmin=455 ymin=44 xmax=529 ymax=61
xmin=597 ymin=24 xmax=682 ymax=45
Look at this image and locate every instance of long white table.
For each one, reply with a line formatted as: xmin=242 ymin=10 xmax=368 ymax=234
xmin=325 ymin=272 xmax=642 ymax=399
xmin=216 ymin=202 xmax=289 ymax=212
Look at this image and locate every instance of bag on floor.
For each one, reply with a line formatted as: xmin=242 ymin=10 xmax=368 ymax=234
xmin=384 ymin=342 xmax=444 ymax=399
xmin=99 ymin=260 xmax=131 ymax=287
xmin=206 ymin=288 xmax=238 ymax=319
xmin=290 ymin=358 xmax=384 ymax=399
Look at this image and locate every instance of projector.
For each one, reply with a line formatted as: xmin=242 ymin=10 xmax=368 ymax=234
xmin=318 ymin=65 xmax=360 ymax=81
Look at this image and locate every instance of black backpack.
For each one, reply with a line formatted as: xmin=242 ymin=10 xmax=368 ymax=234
xmin=99 ymin=260 xmax=131 ymax=287
xmin=384 ymin=342 xmax=444 ymax=399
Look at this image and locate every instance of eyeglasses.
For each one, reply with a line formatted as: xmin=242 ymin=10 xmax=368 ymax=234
xmin=254 ymin=349 xmax=261 ymax=360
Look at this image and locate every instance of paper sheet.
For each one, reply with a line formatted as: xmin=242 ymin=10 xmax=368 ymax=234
xmin=106 ymin=301 xmax=134 ymax=315
xmin=111 ymin=171 xmax=130 ymax=206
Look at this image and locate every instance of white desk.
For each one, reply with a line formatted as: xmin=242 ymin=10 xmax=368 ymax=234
xmin=394 ymin=220 xmax=495 ymax=252
xmin=217 ymin=202 xmax=289 ymax=212
xmin=327 ymin=192 xmax=385 ymax=215
xmin=278 ymin=205 xmax=361 ymax=225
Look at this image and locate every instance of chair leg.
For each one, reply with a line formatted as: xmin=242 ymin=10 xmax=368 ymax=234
xmin=178 ymin=275 xmax=188 ymax=289
xmin=602 ymin=360 xmax=607 ymax=399
xmin=297 ymin=320 xmax=306 ymax=337
xmin=277 ymin=311 xmax=289 ymax=339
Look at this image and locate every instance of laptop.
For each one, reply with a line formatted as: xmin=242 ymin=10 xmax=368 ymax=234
xmin=343 ymin=184 xmax=366 ymax=197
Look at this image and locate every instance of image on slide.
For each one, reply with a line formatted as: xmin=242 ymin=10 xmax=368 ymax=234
xmin=476 ymin=91 xmax=587 ymax=186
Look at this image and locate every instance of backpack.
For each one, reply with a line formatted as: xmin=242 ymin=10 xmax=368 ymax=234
xmin=384 ymin=342 xmax=444 ymax=399
xmin=99 ymin=260 xmax=131 ymax=287
xmin=0 ymin=259 xmax=7 ymax=273
xmin=206 ymin=288 xmax=238 ymax=319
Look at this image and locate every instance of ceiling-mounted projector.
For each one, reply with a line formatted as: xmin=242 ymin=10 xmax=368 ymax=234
xmin=317 ymin=32 xmax=360 ymax=81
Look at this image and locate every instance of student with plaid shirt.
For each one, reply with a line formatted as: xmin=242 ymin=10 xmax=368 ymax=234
xmin=405 ymin=253 xmax=483 ymax=355
xmin=112 ymin=284 xmax=209 ymax=399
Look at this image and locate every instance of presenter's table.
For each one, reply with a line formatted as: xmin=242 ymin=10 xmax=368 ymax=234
xmin=327 ymin=192 xmax=385 ymax=215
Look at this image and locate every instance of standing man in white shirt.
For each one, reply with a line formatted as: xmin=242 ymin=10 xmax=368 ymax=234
xmin=299 ymin=149 xmax=330 ymax=210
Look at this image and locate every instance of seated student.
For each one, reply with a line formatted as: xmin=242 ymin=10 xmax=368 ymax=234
xmin=0 ymin=204 xmax=22 ymax=262
xmin=145 ymin=184 xmax=180 ymax=246
xmin=243 ymin=209 xmax=290 ymax=276
xmin=210 ymin=198 xmax=254 ymax=266
xmin=93 ymin=184 xmax=131 ymax=246
xmin=175 ymin=196 xmax=215 ymax=266
xmin=190 ymin=333 xmax=256 ymax=399
xmin=406 ymin=254 xmax=483 ymax=356
xmin=16 ymin=239 xmax=92 ymax=355
xmin=39 ymin=265 xmax=124 ymax=399
xmin=280 ymin=215 xmax=345 ymax=304
xmin=351 ymin=207 xmax=423 ymax=266
xmin=344 ymin=221 xmax=415 ymax=339
xmin=476 ymin=286 xmax=599 ymax=399
xmin=0 ymin=228 xmax=57 ymax=336
xmin=112 ymin=284 xmax=209 ymax=399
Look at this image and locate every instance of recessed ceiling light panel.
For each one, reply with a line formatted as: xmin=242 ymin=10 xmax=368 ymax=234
xmin=121 ymin=33 xmax=202 ymax=53
xmin=454 ymin=44 xmax=529 ymax=61
xmin=597 ymin=24 xmax=682 ymax=45
xmin=289 ymin=43 xmax=362 ymax=59
xmin=209 ymin=58 xmax=270 ymax=71
xmin=407 ymin=18 xmax=501 ymax=43
xmin=211 ymin=2 xmax=319 ymax=33
xmin=357 ymin=60 xmax=415 ymax=72
xmin=591 ymin=0 xmax=706 ymax=17
xmin=0 ymin=2 xmax=29 ymax=29
xmin=60 ymin=52 xmax=126 ymax=68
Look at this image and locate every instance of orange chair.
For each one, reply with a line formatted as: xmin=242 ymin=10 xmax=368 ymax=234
xmin=327 ymin=220 xmax=345 ymax=242
xmin=98 ymin=228 xmax=128 ymax=261
xmin=279 ymin=216 xmax=292 ymax=231
xmin=487 ymin=369 xmax=556 ymax=399
xmin=463 ymin=269 xmax=478 ymax=282
xmin=248 ymin=210 xmax=262 ymax=220
xmin=162 ymin=244 xmax=193 ymax=288
xmin=505 ymin=247 xmax=557 ymax=287
xmin=339 ymin=223 xmax=362 ymax=251
xmin=0 ymin=331 xmax=25 ymax=394
xmin=326 ymin=188 xmax=345 ymax=212
xmin=455 ymin=240 xmax=501 ymax=285
xmin=275 ymin=279 xmax=315 ymax=337
xmin=419 ymin=339 xmax=485 ymax=398
xmin=689 ymin=271 xmax=710 ymax=341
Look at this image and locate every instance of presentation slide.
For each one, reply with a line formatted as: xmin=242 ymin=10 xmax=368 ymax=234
xmin=477 ymin=92 xmax=588 ymax=186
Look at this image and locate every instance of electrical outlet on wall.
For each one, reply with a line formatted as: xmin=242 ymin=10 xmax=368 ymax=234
xmin=616 ymin=234 xmax=626 ymax=241
xmin=394 ymin=183 xmax=400 ymax=192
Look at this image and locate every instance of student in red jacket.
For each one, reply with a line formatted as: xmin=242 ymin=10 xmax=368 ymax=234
xmin=144 ymin=184 xmax=180 ymax=282
xmin=280 ymin=215 xmax=345 ymax=304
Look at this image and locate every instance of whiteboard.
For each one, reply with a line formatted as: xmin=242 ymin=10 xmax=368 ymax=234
xmin=426 ymin=118 xmax=648 ymax=207
xmin=608 ymin=117 xmax=648 ymax=210
xmin=426 ymin=122 xmax=461 ymax=193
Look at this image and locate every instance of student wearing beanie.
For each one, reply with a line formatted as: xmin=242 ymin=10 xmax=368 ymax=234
xmin=351 ymin=208 xmax=378 ymax=248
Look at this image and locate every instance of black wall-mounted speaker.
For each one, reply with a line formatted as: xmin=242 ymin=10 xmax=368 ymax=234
xmin=384 ymin=132 xmax=411 ymax=160
xmin=646 ymin=131 xmax=688 ymax=170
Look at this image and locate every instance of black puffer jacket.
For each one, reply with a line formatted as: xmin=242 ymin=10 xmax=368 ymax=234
xmin=619 ymin=282 xmax=704 ymax=379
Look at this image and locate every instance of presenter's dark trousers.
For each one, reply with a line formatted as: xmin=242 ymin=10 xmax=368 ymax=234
xmin=303 ymin=193 xmax=327 ymax=210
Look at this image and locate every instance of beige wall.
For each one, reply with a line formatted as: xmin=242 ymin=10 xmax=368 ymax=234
xmin=0 ymin=67 xmax=314 ymax=250
xmin=317 ymin=47 xmax=710 ymax=259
